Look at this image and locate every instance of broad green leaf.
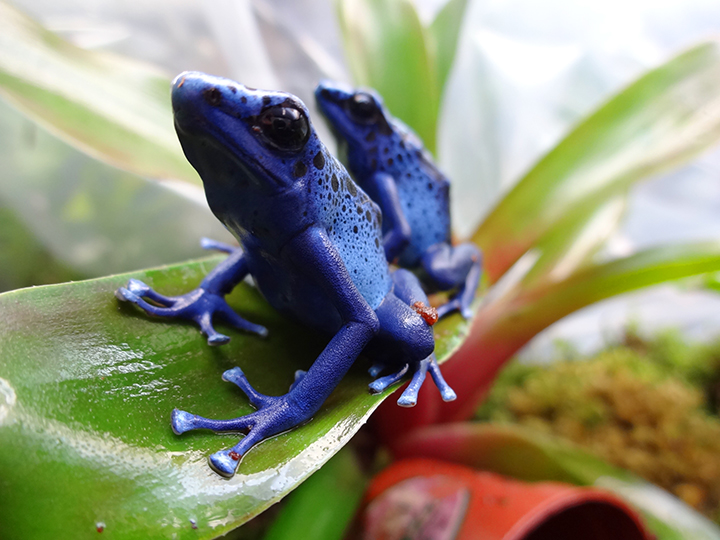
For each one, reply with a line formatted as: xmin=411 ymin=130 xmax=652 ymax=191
xmin=438 ymin=242 xmax=720 ymax=422
xmin=262 ymin=448 xmax=366 ymax=540
xmin=429 ymin=0 xmax=469 ymax=96
xmin=393 ymin=423 xmax=720 ymax=540
xmin=475 ymin=41 xmax=720 ymax=283
xmin=0 ymin=202 xmax=83 ymax=292
xmin=520 ymin=194 xmax=627 ymax=287
xmin=0 ymin=258 xmax=469 ymax=540
xmin=0 ymin=2 xmax=198 ymax=185
xmin=336 ymin=0 xmax=439 ymax=153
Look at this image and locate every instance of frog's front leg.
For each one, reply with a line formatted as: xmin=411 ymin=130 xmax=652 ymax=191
xmin=115 ymin=247 xmax=267 ymax=345
xmin=172 ymin=227 xmax=380 ymax=477
xmin=365 ymin=172 xmax=411 ymax=262
xmin=421 ymin=242 xmax=483 ymax=320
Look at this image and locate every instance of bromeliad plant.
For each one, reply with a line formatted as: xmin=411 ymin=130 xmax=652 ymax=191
xmin=2 ymin=1 xmax=720 ymax=539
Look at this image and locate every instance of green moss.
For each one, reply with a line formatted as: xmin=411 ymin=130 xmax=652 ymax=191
xmin=477 ymin=329 xmax=720 ymax=520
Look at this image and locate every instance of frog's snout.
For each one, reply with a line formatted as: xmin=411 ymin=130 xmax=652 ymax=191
xmin=314 ymin=80 xmax=354 ymax=105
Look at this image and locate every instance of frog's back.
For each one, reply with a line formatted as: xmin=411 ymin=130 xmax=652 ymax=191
xmin=376 ymin=121 xmax=451 ymax=266
xmin=306 ymin=148 xmax=392 ymax=310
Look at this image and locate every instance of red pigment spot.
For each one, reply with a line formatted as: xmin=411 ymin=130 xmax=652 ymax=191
xmin=96 ymin=522 xmax=105 ymax=533
xmin=412 ymin=301 xmax=438 ymax=326
xmin=229 ymin=451 xmax=240 ymax=461
xmin=177 ymin=76 xmax=185 ymax=88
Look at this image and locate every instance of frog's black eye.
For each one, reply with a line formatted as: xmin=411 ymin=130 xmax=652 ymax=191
xmin=347 ymin=92 xmax=380 ymax=124
xmin=257 ymin=106 xmax=310 ymax=151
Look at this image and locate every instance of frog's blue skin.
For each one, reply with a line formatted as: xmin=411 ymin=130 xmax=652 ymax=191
xmin=314 ymin=81 xmax=482 ymax=319
xmin=115 ymin=72 xmax=456 ymax=478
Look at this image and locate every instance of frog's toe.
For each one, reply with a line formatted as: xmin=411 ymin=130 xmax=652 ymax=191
xmin=126 ymin=278 xmax=150 ymax=295
xmin=396 ymin=393 xmax=417 ymax=407
xmin=195 ymin=312 xmax=230 ymax=345
xmin=171 ymin=409 xmax=197 ymax=435
xmin=428 ymin=358 xmax=456 ymax=402
xmin=368 ymin=364 xmax=409 ymax=395
xmin=209 ymin=450 xmax=240 ymax=478
xmin=207 ymin=333 xmax=231 ymax=346
xmin=200 ymin=237 xmax=237 ymax=254
xmin=435 ymin=298 xmax=460 ymax=319
xmin=222 ymin=367 xmax=274 ymax=409
xmin=289 ymin=370 xmax=307 ymax=391
xmin=220 ymin=305 xmax=268 ymax=338
xmin=396 ymin=357 xmax=429 ymax=407
xmin=114 ymin=286 xmax=137 ymax=303
xmin=368 ymin=362 xmax=386 ymax=378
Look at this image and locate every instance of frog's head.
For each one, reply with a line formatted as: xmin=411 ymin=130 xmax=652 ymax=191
xmin=172 ymin=71 xmax=318 ymax=201
xmin=314 ymin=80 xmax=393 ymax=168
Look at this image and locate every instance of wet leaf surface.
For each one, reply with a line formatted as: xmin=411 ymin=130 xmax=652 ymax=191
xmin=0 ymin=256 xmax=469 ymax=540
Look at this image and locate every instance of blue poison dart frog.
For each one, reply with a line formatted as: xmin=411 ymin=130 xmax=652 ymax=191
xmin=115 ymin=72 xmax=456 ymax=478
xmin=315 ymin=81 xmax=482 ymax=320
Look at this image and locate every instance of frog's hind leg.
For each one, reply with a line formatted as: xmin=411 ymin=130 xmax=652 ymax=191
xmin=390 ymin=269 xmax=457 ymax=403
xmin=370 ymin=269 xmax=456 ymax=405
xmin=420 ymin=242 xmax=482 ymax=320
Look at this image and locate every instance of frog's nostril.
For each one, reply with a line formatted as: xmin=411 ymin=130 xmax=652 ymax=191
xmin=203 ymin=87 xmax=223 ymax=107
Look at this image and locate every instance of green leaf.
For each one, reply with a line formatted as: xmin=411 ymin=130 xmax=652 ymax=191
xmin=439 ymin=242 xmax=720 ymax=422
xmin=393 ymin=423 xmax=720 ymax=540
xmin=262 ymin=448 xmax=366 ymax=540
xmin=429 ymin=0 xmax=469 ymax=96
xmin=474 ymin=41 xmax=720 ymax=283
xmin=0 ymin=258 xmax=469 ymax=540
xmin=519 ymin=194 xmax=627 ymax=287
xmin=0 ymin=98 xmax=231 ymax=281
xmin=0 ymin=202 xmax=84 ymax=292
xmin=336 ymin=0 xmax=439 ymax=153
xmin=0 ymin=2 xmax=198 ymax=185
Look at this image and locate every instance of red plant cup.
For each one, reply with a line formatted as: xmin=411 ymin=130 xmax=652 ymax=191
xmin=361 ymin=459 xmax=652 ymax=540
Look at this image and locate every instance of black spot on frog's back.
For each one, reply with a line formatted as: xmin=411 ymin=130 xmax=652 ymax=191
xmin=313 ymin=152 xmax=325 ymax=170
xmin=293 ymin=161 xmax=307 ymax=178
xmin=347 ymin=179 xmax=358 ymax=197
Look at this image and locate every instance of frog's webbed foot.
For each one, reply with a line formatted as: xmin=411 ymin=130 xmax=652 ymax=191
xmin=116 ymin=279 xmax=266 ymax=345
xmin=421 ymin=242 xmax=483 ymax=320
xmin=115 ymin=247 xmax=267 ymax=345
xmin=172 ymin=367 xmax=307 ymax=478
xmin=368 ymin=355 xmax=456 ymax=407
